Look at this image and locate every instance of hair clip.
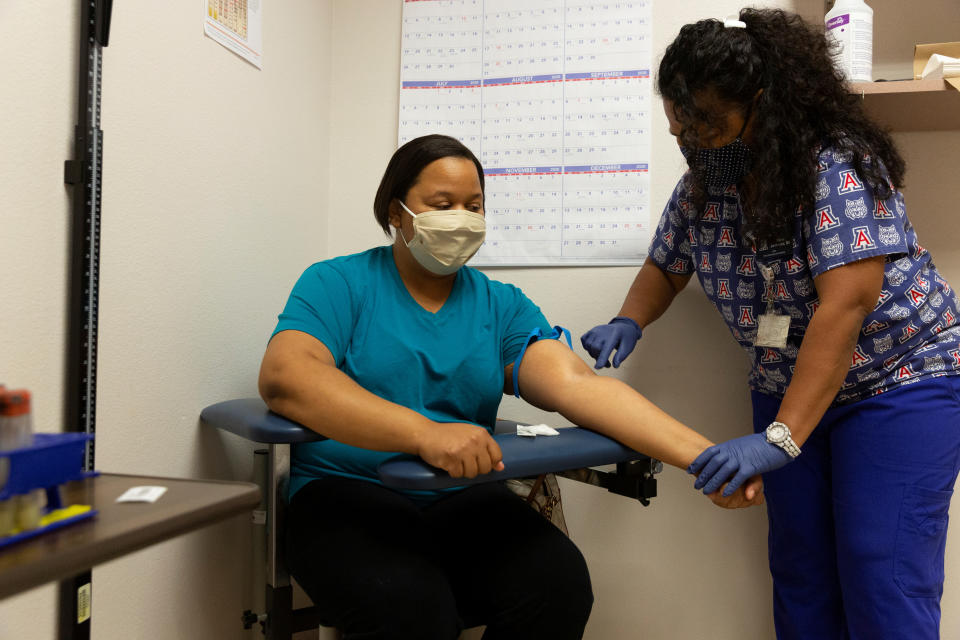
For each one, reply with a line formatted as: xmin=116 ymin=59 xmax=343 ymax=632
xmin=723 ymin=17 xmax=747 ymax=29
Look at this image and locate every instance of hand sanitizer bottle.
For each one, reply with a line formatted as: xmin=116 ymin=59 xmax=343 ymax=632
xmin=825 ymin=0 xmax=873 ymax=82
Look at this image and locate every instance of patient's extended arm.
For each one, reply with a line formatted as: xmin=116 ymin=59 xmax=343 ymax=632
xmin=509 ymin=338 xmax=762 ymax=508
xmin=259 ymin=329 xmax=504 ymax=479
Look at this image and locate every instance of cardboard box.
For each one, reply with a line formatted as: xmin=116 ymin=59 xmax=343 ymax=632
xmin=914 ymin=42 xmax=960 ymax=90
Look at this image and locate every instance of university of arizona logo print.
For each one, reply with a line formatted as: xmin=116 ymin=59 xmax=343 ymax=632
xmin=838 ymin=169 xmax=864 ymax=194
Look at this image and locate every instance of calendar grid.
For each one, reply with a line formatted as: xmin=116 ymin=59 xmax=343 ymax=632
xmin=399 ymin=0 xmax=652 ymax=266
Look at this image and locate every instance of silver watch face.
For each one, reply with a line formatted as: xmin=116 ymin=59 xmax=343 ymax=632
xmin=767 ymin=423 xmax=788 ymax=443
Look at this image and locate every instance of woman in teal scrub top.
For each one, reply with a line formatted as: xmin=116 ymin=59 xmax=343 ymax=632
xmin=258 ymin=134 xmax=760 ymax=640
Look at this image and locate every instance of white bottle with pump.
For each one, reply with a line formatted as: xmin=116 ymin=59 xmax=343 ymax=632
xmin=825 ymin=0 xmax=873 ymax=82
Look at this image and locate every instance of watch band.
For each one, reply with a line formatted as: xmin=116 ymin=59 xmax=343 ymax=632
xmin=766 ymin=421 xmax=801 ymax=458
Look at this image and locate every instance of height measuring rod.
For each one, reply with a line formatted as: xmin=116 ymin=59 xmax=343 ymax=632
xmin=61 ymin=1 xmax=112 ymax=637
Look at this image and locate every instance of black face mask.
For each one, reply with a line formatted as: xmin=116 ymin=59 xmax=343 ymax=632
xmin=679 ymin=104 xmax=754 ymax=193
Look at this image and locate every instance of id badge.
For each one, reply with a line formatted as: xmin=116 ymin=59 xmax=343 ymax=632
xmin=756 ymin=313 xmax=791 ymax=349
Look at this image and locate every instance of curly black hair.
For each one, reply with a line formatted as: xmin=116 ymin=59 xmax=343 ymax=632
xmin=657 ymin=8 xmax=905 ymax=246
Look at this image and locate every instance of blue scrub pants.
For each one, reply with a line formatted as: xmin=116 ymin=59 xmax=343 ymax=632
xmin=752 ymin=375 xmax=960 ymax=640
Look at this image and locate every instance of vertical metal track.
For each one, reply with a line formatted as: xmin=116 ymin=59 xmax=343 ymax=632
xmin=60 ymin=1 xmax=111 ymax=638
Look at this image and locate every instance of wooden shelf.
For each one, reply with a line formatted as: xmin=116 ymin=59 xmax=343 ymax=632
xmin=849 ymin=79 xmax=960 ymax=131
xmin=852 ymin=77 xmax=954 ymax=95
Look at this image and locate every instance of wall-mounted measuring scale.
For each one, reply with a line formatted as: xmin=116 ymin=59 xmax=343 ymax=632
xmin=61 ymin=0 xmax=111 ymax=637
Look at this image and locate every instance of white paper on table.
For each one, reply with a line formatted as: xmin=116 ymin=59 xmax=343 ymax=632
xmin=516 ymin=424 xmax=560 ymax=437
xmin=116 ymin=486 xmax=168 ymax=503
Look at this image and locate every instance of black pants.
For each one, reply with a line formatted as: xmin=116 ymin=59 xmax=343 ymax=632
xmin=287 ymin=476 xmax=593 ymax=640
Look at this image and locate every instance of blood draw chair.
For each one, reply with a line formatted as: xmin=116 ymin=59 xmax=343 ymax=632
xmin=201 ymin=397 xmax=661 ymax=639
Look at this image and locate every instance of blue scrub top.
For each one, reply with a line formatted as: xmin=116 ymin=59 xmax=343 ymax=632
xmin=648 ymin=146 xmax=960 ymax=404
xmin=272 ymin=246 xmax=552 ymax=502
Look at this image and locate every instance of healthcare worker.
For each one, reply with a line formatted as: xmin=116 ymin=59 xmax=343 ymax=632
xmin=582 ymin=9 xmax=960 ymax=640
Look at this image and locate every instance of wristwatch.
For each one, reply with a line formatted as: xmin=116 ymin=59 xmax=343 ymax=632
xmin=765 ymin=421 xmax=802 ymax=458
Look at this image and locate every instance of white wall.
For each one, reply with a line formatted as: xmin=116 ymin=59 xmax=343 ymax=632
xmin=2 ymin=1 xmax=958 ymax=639
xmin=0 ymin=1 xmax=332 ymax=638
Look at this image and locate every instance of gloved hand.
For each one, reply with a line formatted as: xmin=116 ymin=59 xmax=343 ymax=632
xmin=580 ymin=317 xmax=643 ymax=369
xmin=688 ymin=433 xmax=795 ymax=497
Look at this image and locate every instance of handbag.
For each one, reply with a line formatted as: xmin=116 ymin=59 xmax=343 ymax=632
xmin=504 ymin=473 xmax=568 ymax=536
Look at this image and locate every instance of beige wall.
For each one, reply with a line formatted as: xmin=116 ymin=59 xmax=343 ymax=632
xmin=2 ymin=0 xmax=958 ymax=638
xmin=0 ymin=1 xmax=332 ymax=638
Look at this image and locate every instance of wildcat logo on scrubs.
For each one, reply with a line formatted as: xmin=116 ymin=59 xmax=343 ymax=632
xmin=815 ymin=206 xmax=840 ymax=233
xmin=700 ymin=228 xmax=715 ymax=246
xmin=844 ymin=197 xmax=869 ymax=220
xmin=821 ymin=235 xmax=843 ymax=258
xmin=815 ymin=178 xmax=830 ymax=201
xmin=838 ymin=170 xmax=864 ymax=194
xmin=850 ymin=345 xmax=873 ymax=368
xmin=850 ymin=227 xmax=877 ymax=252
xmin=872 ymin=335 xmax=893 ymax=354
xmin=873 ymin=199 xmax=896 ymax=219
xmin=924 ymin=354 xmax=947 ymax=372
xmin=793 ymin=278 xmax=813 ymax=297
xmin=716 ymin=253 xmax=732 ymax=272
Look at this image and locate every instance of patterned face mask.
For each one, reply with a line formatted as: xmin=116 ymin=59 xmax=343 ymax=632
xmin=680 ymin=136 xmax=753 ymax=193
xmin=679 ymin=102 xmax=754 ymax=193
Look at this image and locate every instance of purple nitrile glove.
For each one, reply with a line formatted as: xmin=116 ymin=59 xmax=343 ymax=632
xmin=580 ymin=316 xmax=643 ymax=369
xmin=688 ymin=433 xmax=794 ymax=497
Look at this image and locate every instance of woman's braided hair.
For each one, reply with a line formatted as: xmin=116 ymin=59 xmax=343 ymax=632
xmin=657 ymin=8 xmax=905 ymax=246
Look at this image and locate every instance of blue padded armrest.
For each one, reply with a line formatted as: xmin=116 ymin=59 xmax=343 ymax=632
xmin=378 ymin=427 xmax=646 ymax=490
xmin=200 ymin=398 xmax=325 ymax=444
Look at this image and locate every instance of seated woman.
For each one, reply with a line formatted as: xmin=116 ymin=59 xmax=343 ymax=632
xmin=259 ymin=134 xmax=760 ymax=640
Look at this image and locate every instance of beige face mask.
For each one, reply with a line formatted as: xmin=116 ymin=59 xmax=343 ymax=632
xmin=398 ymin=201 xmax=486 ymax=275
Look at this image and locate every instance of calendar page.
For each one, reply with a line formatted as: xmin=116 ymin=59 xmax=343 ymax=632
xmin=399 ymin=0 xmax=653 ymax=266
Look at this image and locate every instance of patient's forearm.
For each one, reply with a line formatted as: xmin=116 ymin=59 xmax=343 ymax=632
xmin=259 ymin=346 xmax=432 ymax=455
xmin=517 ymin=342 xmax=712 ymax=469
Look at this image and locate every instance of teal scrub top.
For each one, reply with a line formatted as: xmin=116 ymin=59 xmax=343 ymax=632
xmin=272 ymin=246 xmax=552 ymax=502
